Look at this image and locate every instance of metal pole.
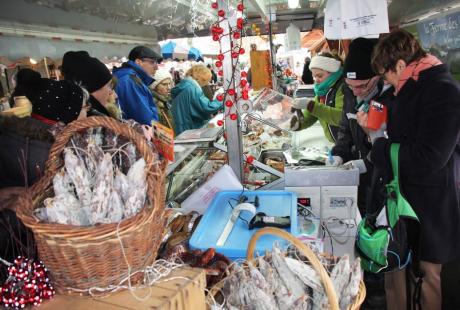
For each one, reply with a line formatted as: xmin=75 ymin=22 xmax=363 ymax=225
xmin=268 ymin=12 xmax=276 ymax=90
xmin=218 ymin=0 xmax=244 ymax=181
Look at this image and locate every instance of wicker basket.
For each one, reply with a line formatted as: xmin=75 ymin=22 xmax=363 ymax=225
xmin=208 ymin=227 xmax=365 ymax=310
xmin=16 ymin=116 xmax=168 ymax=293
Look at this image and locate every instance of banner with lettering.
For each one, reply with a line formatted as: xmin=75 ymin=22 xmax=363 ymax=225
xmin=417 ymin=11 xmax=460 ymax=51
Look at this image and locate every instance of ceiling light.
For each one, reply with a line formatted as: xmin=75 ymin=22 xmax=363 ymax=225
xmin=288 ymin=0 xmax=299 ymax=9
xmin=29 ymin=58 xmax=38 ymax=65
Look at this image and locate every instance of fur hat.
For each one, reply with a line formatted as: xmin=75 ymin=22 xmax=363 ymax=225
xmin=343 ymin=38 xmax=379 ymax=80
xmin=151 ymin=70 xmax=173 ymax=89
xmin=309 ymin=55 xmax=341 ymax=73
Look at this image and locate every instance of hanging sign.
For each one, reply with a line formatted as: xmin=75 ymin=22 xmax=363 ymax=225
xmin=324 ymin=0 xmax=389 ymax=39
xmin=417 ymin=11 xmax=460 ymax=51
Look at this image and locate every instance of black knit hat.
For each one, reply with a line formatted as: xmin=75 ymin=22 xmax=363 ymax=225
xmin=343 ymin=38 xmax=379 ymax=80
xmin=62 ymin=51 xmax=112 ymax=93
xmin=128 ymin=45 xmax=162 ymax=62
xmin=31 ymin=79 xmax=85 ymax=124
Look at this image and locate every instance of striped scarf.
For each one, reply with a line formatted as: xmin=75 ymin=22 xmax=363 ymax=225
xmin=396 ymin=54 xmax=442 ymax=94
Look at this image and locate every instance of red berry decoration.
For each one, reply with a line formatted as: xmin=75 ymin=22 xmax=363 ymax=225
xmin=240 ymin=79 xmax=247 ymax=87
xmin=218 ymin=10 xmax=225 ymax=17
xmin=225 ymin=100 xmax=233 ymax=107
xmin=231 ymin=52 xmax=239 ymax=58
xmin=239 ymin=47 xmax=245 ymax=55
xmin=217 ymin=54 xmax=224 ymax=61
xmin=233 ymin=32 xmax=241 ymax=39
xmin=0 ymin=257 xmax=55 ymax=309
xmin=237 ymin=3 xmax=245 ymax=11
xmin=236 ymin=18 xmax=244 ymax=29
xmin=241 ymin=71 xmax=247 ymax=78
xmin=228 ymin=89 xmax=236 ymax=96
xmin=242 ymin=90 xmax=249 ymax=100
xmin=211 ymin=2 xmax=218 ymax=9
xmin=217 ymin=119 xmax=224 ymax=126
xmin=230 ymin=113 xmax=238 ymax=120
xmin=215 ymin=60 xmax=222 ymax=68
xmin=218 ymin=70 xmax=224 ymax=76
xmin=216 ymin=94 xmax=224 ymax=101
xmin=212 ymin=35 xmax=220 ymax=41
xmin=246 ymin=155 xmax=255 ymax=164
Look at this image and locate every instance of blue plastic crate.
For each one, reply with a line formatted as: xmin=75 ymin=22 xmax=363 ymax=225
xmin=189 ymin=190 xmax=298 ymax=260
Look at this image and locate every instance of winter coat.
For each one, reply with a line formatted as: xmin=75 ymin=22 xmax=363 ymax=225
xmin=372 ymin=64 xmax=460 ymax=263
xmin=171 ymin=77 xmax=222 ymax=135
xmin=332 ymin=80 xmax=395 ymax=212
xmin=113 ymin=61 xmax=159 ymax=125
xmin=0 ymin=116 xmax=54 ymax=188
xmin=300 ymin=79 xmax=344 ymax=143
xmin=151 ymin=90 xmax=174 ymax=129
xmin=301 ymin=62 xmax=314 ymax=84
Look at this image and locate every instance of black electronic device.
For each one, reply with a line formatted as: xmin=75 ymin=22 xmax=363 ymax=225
xmin=248 ymin=212 xmax=291 ymax=229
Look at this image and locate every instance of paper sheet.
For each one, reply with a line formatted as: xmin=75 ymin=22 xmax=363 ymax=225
xmin=181 ymin=164 xmax=243 ymax=214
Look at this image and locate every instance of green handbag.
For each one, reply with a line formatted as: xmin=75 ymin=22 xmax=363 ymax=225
xmin=356 ymin=143 xmax=420 ymax=273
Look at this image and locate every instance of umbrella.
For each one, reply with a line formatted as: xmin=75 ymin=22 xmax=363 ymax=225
xmin=161 ymin=41 xmax=204 ymax=61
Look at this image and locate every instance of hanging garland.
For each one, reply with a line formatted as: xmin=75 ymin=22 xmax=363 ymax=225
xmin=0 ymin=257 xmax=54 ymax=309
xmin=210 ymin=0 xmax=250 ymax=126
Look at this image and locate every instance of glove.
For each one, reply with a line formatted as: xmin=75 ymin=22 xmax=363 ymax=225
xmin=306 ymin=100 xmax=315 ymax=113
xmin=325 ymin=155 xmax=343 ymax=166
xmin=368 ymin=123 xmax=387 ymax=144
xmin=292 ymin=98 xmax=308 ymax=110
xmin=343 ymin=159 xmax=367 ymax=174
xmin=212 ymin=87 xmax=225 ymax=101
xmin=290 ymin=109 xmax=304 ymax=131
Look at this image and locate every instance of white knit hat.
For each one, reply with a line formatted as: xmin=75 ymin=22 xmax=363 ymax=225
xmin=151 ymin=70 xmax=173 ymax=89
xmin=309 ymin=55 xmax=341 ymax=73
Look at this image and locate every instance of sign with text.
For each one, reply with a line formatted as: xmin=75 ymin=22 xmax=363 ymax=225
xmin=151 ymin=121 xmax=174 ymax=162
xmin=417 ymin=11 xmax=460 ymax=51
xmin=324 ymin=0 xmax=389 ymax=39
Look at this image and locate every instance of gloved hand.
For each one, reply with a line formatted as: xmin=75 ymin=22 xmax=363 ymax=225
xmin=292 ymin=98 xmax=308 ymax=110
xmin=343 ymin=159 xmax=367 ymax=174
xmin=212 ymin=87 xmax=225 ymax=101
xmin=290 ymin=109 xmax=304 ymax=131
xmin=368 ymin=123 xmax=387 ymax=144
xmin=325 ymin=155 xmax=343 ymax=166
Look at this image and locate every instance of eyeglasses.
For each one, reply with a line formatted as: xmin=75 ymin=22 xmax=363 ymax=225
xmin=141 ymin=58 xmax=158 ymax=65
xmin=346 ymin=78 xmax=372 ymax=91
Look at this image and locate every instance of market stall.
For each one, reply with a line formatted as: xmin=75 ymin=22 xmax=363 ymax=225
xmin=2 ymin=0 xmax=460 ymax=309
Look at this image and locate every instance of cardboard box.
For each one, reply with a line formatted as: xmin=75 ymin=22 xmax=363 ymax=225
xmin=40 ymin=267 xmax=206 ymax=310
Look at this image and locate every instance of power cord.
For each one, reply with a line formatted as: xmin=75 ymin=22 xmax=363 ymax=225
xmin=321 ymin=217 xmax=356 ymax=256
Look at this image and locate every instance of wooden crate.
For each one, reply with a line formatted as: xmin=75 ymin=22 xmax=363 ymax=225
xmin=40 ymin=267 xmax=206 ymax=310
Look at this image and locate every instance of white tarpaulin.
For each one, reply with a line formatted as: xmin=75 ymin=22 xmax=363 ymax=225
xmin=324 ymin=0 xmax=389 ymax=39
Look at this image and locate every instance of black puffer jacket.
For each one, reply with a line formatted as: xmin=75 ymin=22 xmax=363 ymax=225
xmin=0 ymin=116 xmax=54 ymax=188
xmin=331 ymin=80 xmax=395 ymax=212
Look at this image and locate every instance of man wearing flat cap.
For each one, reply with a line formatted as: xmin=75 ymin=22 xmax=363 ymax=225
xmin=113 ymin=46 xmax=162 ymax=125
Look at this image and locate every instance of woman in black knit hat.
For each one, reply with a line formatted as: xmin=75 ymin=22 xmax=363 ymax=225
xmin=62 ymin=51 xmax=120 ymax=119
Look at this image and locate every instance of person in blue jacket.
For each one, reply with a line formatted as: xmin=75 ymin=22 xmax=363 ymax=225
xmin=171 ymin=64 xmax=223 ymax=135
xmin=113 ymin=46 xmax=162 ymax=125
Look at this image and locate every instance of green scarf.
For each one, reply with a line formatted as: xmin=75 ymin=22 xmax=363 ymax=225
xmin=313 ymin=68 xmax=343 ymax=97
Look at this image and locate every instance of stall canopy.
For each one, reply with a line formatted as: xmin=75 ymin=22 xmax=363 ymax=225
xmin=161 ymin=41 xmax=204 ymax=61
xmin=301 ymin=29 xmax=327 ymax=54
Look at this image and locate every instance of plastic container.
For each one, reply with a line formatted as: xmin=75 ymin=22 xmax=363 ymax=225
xmin=189 ymin=190 xmax=298 ymax=260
